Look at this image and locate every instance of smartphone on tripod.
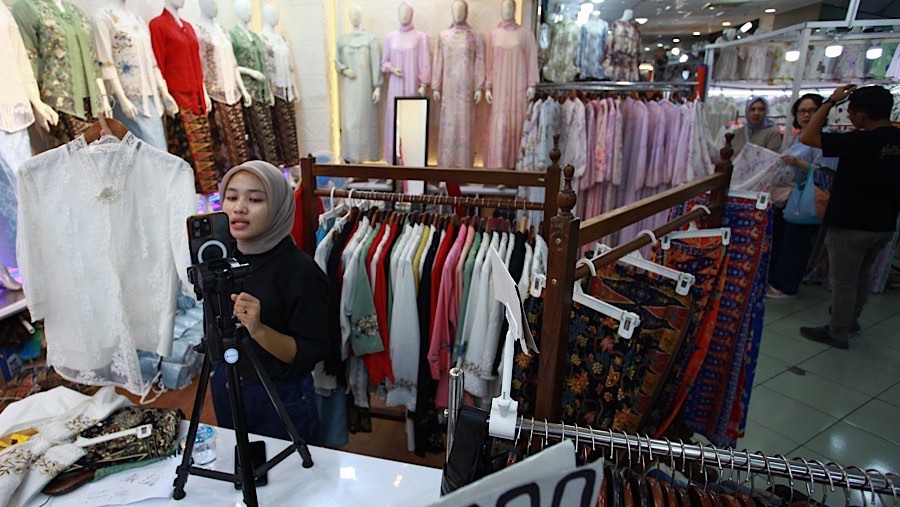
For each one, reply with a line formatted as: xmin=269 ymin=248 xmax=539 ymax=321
xmin=234 ymin=441 xmax=268 ymax=489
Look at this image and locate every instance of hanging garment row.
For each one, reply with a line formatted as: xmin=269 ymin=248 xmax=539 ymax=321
xmin=516 ymin=91 xmax=719 ymax=248
xmin=308 ymin=197 xmax=549 ymax=455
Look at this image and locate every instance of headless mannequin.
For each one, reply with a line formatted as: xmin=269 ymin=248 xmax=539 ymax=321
xmin=232 ymin=0 xmax=271 ymax=105
xmin=394 ymin=4 xmax=426 ymax=97
xmin=165 ymin=0 xmax=213 ymax=113
xmin=197 ymin=0 xmax=254 ymax=107
xmin=1 ymin=3 xmax=57 ymax=130
xmin=433 ymin=0 xmax=481 ymax=104
xmin=342 ymin=5 xmax=380 ymax=104
xmin=621 ymin=8 xmax=634 ymax=21
xmin=101 ymin=0 xmax=178 ymax=120
xmin=486 ymin=0 xmax=534 ymax=104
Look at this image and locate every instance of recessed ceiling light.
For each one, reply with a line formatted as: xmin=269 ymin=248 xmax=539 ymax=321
xmin=657 ymin=42 xmax=664 ymax=47
xmin=825 ymin=43 xmax=843 ymax=58
xmin=692 ymin=31 xmax=701 ymax=36
xmin=679 ymin=54 xmax=689 ymax=63
xmin=635 ymin=17 xmax=648 ymax=24
xmin=722 ymin=21 xmax=732 ymax=26
xmin=785 ymin=50 xmax=800 ymax=62
xmin=708 ymin=6 xmax=715 ymax=10
xmin=644 ymin=47 xmax=650 ymax=51
xmin=673 ymin=38 xmax=681 ymax=43
xmin=740 ymin=21 xmax=753 ymax=32
xmin=765 ymin=8 xmax=776 ymax=13
xmin=671 ymin=47 xmax=681 ymax=56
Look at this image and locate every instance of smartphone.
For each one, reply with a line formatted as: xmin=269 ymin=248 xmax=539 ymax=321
xmin=234 ymin=440 xmax=268 ymax=489
xmin=187 ymin=212 xmax=236 ymax=265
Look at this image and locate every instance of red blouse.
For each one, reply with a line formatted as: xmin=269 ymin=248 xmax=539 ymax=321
xmin=149 ymin=10 xmax=206 ymax=115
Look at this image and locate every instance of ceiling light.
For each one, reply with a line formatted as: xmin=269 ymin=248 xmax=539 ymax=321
xmin=679 ymin=54 xmax=689 ymax=63
xmin=692 ymin=31 xmax=701 ymax=36
xmin=639 ymin=63 xmax=654 ymax=71
xmin=635 ymin=17 xmax=648 ymax=24
xmin=785 ymin=50 xmax=800 ymax=61
xmin=671 ymin=47 xmax=681 ymax=56
xmin=644 ymin=46 xmax=650 ymax=51
xmin=591 ymin=0 xmax=604 ymax=3
xmin=765 ymin=8 xmax=776 ymax=13
xmin=722 ymin=21 xmax=731 ymax=26
xmin=708 ymin=6 xmax=715 ymax=10
xmin=657 ymin=42 xmax=664 ymax=47
xmin=866 ymin=46 xmax=883 ymax=59
xmin=740 ymin=21 xmax=753 ymax=33
xmin=825 ymin=42 xmax=843 ymax=58
xmin=673 ymin=38 xmax=680 ymax=42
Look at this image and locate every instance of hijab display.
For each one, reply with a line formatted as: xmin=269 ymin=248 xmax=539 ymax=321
xmin=381 ymin=2 xmax=430 ymax=164
xmin=230 ymin=0 xmax=278 ymax=165
xmin=484 ymin=0 xmax=538 ymax=169
xmin=12 ymin=0 xmax=101 ymax=147
xmin=219 ymin=160 xmax=295 ymax=255
xmin=432 ymin=0 xmax=484 ymax=168
xmin=194 ymin=0 xmax=252 ymax=172
xmin=150 ymin=0 xmax=217 ymax=196
xmin=92 ymin=0 xmax=173 ymax=151
xmin=259 ymin=4 xmax=301 ymax=167
xmin=336 ymin=4 xmax=382 ymax=163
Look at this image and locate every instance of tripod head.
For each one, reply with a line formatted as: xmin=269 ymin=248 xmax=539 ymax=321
xmin=188 ymin=258 xmax=252 ymax=364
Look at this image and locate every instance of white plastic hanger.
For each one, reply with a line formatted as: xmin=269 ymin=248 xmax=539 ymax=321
xmin=592 ymin=243 xmax=695 ymax=296
xmin=660 ymin=208 xmax=731 ymax=250
xmin=727 ymin=189 xmax=770 ymax=210
xmin=74 ymin=423 xmax=153 ymax=448
xmin=318 ymin=186 xmax=347 ymax=227
xmin=573 ymin=259 xmax=641 ymax=339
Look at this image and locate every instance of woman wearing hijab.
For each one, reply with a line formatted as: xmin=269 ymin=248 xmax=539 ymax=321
xmin=731 ymin=96 xmax=782 ymax=155
xmin=212 ymin=160 xmax=328 ymax=443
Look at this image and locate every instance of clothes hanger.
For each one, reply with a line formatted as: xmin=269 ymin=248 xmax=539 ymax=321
xmin=774 ymin=454 xmax=795 ymax=506
xmin=573 ymin=259 xmax=641 ymax=339
xmin=83 ymin=112 xmax=129 ymax=144
xmin=810 ymin=460 xmax=834 ymax=507
xmin=727 ymin=189 xmax=771 ymax=210
xmin=592 ymin=243 xmax=695 ymax=296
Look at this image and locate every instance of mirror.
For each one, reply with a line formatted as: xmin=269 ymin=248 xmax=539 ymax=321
xmin=393 ymin=96 xmax=429 ymax=194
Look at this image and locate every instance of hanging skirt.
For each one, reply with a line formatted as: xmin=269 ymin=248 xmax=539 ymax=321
xmin=272 ymin=96 xmax=300 ymax=167
xmin=165 ymin=107 xmax=216 ymax=194
xmin=209 ymin=99 xmax=250 ymax=175
xmin=244 ymin=101 xmax=278 ymax=165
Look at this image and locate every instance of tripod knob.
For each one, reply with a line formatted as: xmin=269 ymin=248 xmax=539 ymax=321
xmin=224 ymin=348 xmax=239 ymax=364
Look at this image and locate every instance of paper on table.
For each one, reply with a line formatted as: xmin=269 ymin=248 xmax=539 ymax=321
xmin=46 ymin=457 xmax=177 ymax=506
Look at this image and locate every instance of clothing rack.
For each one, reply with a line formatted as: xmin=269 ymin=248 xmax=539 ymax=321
xmin=446 ymin=368 xmax=900 ymax=497
xmin=535 ymin=81 xmax=699 ymax=93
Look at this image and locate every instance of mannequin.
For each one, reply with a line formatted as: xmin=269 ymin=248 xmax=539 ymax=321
xmin=259 ymin=4 xmax=301 ymax=167
xmin=195 ymin=0 xmax=254 ymax=173
xmin=542 ymin=0 xmax=582 ymax=82
xmin=12 ymin=0 xmax=101 ymax=146
xmin=432 ymin=0 xmax=484 ymax=167
xmin=483 ymin=0 xmax=538 ymax=169
xmin=602 ymin=7 xmax=641 ymax=81
xmin=336 ymin=4 xmax=383 ymax=163
xmin=578 ymin=10 xmax=609 ymax=80
xmin=151 ymin=0 xmax=218 ymax=206
xmin=230 ymin=0 xmax=278 ymax=164
xmin=92 ymin=0 xmax=176 ymax=151
xmin=381 ymin=2 xmax=431 ymax=163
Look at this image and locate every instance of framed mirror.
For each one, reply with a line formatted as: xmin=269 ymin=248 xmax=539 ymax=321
xmin=393 ymin=96 xmax=429 ymax=194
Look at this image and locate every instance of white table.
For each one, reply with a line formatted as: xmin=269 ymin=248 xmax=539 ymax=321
xmin=33 ymin=424 xmax=442 ymax=506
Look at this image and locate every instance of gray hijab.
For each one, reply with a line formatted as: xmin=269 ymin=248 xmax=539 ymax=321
xmin=219 ymin=160 xmax=295 ymax=255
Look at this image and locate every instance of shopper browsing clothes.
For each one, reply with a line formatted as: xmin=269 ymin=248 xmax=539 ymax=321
xmin=767 ymin=94 xmax=837 ymax=299
xmin=730 ymin=96 xmax=783 ymax=155
xmin=799 ymin=85 xmax=900 ymax=349
xmin=211 ymin=160 xmax=329 ymax=442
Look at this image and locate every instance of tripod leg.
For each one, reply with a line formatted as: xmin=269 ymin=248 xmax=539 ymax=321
xmin=173 ymin=352 xmax=213 ymax=500
xmin=240 ymin=336 xmax=314 ymax=468
xmin=227 ymin=362 xmax=259 ymax=507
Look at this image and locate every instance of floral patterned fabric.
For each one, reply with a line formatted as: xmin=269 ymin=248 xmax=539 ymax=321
xmin=195 ymin=19 xmax=242 ymax=106
xmin=542 ymin=19 xmax=580 ymax=83
xmin=602 ymin=19 xmax=640 ymax=81
xmin=229 ymin=27 xmax=273 ymax=105
xmin=577 ymin=17 xmax=609 ymax=80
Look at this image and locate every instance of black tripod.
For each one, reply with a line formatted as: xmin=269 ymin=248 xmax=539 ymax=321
xmin=172 ymin=262 xmax=313 ymax=507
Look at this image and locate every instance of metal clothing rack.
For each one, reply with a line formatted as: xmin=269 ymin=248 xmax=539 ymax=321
xmin=446 ymin=369 xmax=900 ymax=498
xmin=536 ymin=81 xmax=699 ymax=94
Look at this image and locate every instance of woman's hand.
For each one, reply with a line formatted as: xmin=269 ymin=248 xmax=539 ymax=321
xmin=231 ymin=292 xmax=262 ymax=336
xmin=781 ymin=154 xmax=808 ymax=170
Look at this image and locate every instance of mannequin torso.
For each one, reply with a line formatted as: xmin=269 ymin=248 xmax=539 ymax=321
xmin=149 ymin=0 xmax=207 ymax=115
xmin=229 ymin=0 xmax=272 ymax=106
xmin=258 ymin=5 xmax=296 ymax=101
xmin=335 ymin=4 xmax=382 ymax=162
xmin=0 ymin=2 xmax=56 ymax=132
xmin=195 ymin=11 xmax=246 ymax=106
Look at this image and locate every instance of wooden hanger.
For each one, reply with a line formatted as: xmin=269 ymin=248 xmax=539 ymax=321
xmin=83 ymin=113 xmax=129 ymax=144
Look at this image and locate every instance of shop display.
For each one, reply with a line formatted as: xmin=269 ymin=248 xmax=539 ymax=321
xmin=335 ymin=4 xmax=382 ymax=164
xmin=230 ymin=0 xmax=278 ymax=165
xmin=602 ymin=9 xmax=641 ymax=82
xmin=92 ymin=0 xmax=172 ymax=151
xmin=541 ymin=7 xmax=580 ymax=83
xmin=381 ymin=2 xmax=430 ymax=164
xmin=432 ymin=0 xmax=484 ymax=168
xmin=484 ymin=0 xmax=538 ymax=169
xmin=194 ymin=0 xmax=251 ymax=171
xmin=260 ymin=4 xmax=300 ymax=167
xmin=578 ymin=11 xmax=609 ymax=80
xmin=149 ymin=1 xmax=216 ymax=195
xmin=12 ymin=0 xmax=100 ymax=146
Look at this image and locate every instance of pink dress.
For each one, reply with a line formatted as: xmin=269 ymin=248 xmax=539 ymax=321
xmin=484 ymin=22 xmax=538 ymax=169
xmin=433 ymin=23 xmax=484 ymax=167
xmin=381 ymin=26 xmax=430 ymax=163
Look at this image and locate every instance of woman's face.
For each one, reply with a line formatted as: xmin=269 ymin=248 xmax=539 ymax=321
xmin=223 ymin=171 xmax=269 ymax=241
xmin=795 ymin=98 xmax=819 ymax=128
xmin=747 ymin=99 xmax=766 ymax=125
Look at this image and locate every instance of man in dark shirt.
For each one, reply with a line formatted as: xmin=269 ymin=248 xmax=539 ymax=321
xmin=798 ymin=85 xmax=900 ymax=348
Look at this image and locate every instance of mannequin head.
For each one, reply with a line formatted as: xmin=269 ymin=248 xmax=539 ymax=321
xmin=723 ymin=28 xmax=737 ymax=40
xmin=166 ymin=0 xmax=186 ymax=10
xmin=262 ymin=4 xmax=279 ymax=28
xmin=501 ymin=0 xmax=515 ymax=22
xmin=234 ymin=0 xmax=253 ymax=24
xmin=398 ymin=2 xmax=413 ymax=25
xmin=349 ymin=4 xmax=362 ymax=28
xmin=451 ymin=0 xmax=467 ymax=24
xmin=621 ymin=9 xmax=634 ymax=21
xmin=198 ymin=0 xmax=218 ymax=19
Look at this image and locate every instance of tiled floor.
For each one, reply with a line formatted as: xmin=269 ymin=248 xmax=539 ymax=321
xmin=733 ymin=283 xmax=900 ymax=504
